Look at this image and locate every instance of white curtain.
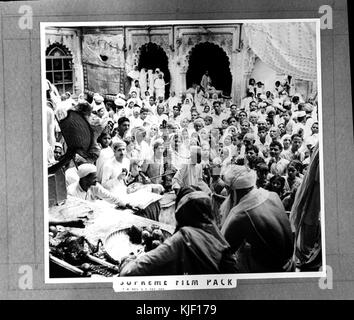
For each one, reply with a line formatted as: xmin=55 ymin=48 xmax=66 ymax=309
xmin=244 ymin=22 xmax=317 ymax=81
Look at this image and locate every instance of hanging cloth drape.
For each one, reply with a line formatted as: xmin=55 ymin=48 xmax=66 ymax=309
xmin=289 ymin=142 xmax=322 ymax=271
xmin=244 ymin=22 xmax=317 ymax=81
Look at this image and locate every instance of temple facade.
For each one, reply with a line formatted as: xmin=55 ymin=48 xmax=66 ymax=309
xmin=45 ymin=23 xmax=314 ymax=104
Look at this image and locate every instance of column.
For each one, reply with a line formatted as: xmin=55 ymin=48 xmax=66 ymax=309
xmin=73 ymin=30 xmax=84 ymax=95
xmin=230 ymin=51 xmax=238 ymax=104
xmin=233 ymin=50 xmax=245 ymax=105
xmin=168 ymin=53 xmax=176 ymax=94
xmin=180 ymin=71 xmax=187 ymax=93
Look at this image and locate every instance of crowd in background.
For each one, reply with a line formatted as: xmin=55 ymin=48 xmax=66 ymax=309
xmin=47 ymin=70 xmax=319 ymax=214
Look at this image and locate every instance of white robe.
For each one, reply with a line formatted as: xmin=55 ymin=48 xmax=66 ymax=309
xmin=101 ymin=157 xmax=130 ymax=191
xmin=67 ymin=181 xmax=126 ymax=206
xmin=139 ymin=69 xmax=148 ymax=94
xmin=154 ymin=78 xmax=165 ymax=99
xmin=147 ymin=70 xmax=154 ymax=95
xmin=96 ymin=147 xmax=114 ymax=183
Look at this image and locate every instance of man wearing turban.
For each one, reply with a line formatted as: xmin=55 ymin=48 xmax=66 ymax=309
xmin=220 ymin=165 xmax=294 ymax=273
xmin=67 ymin=163 xmax=126 ymax=206
xmin=120 ymin=187 xmax=238 ymax=276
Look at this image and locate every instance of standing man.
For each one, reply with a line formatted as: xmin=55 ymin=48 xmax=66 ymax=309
xmin=200 ymin=70 xmax=212 ymax=92
xmin=220 ymin=165 xmax=294 ymax=273
xmin=154 ymin=72 xmax=166 ymax=100
xmin=101 ymin=140 xmax=130 ymax=191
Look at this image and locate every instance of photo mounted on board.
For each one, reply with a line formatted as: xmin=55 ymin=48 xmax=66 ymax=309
xmin=41 ymin=19 xmax=325 ymax=289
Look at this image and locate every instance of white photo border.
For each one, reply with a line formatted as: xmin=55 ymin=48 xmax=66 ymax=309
xmin=41 ymin=18 xmax=326 ymax=286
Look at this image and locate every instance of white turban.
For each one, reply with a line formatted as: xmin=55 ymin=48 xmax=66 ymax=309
xmin=266 ymin=106 xmax=276 ymax=114
xmin=222 ymin=165 xmax=257 ymax=190
xmin=114 ymin=97 xmax=126 ymax=107
xmin=77 ymin=163 xmax=97 ymax=178
xmin=133 ymin=106 xmax=141 ymax=113
xmin=133 ymin=126 xmax=147 ymax=136
xmin=93 ymin=94 xmax=104 ymax=103
xmin=112 ymin=139 xmax=127 ymax=150
xmin=54 ymin=142 xmax=63 ymax=149
xmin=296 ymin=110 xmax=306 ymax=118
xmin=212 ymin=157 xmax=222 ymax=166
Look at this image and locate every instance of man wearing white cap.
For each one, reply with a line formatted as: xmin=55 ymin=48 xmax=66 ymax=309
xmin=281 ymin=133 xmax=305 ymax=162
xmin=67 ymin=163 xmax=126 ymax=206
xmin=220 ymin=165 xmax=294 ymax=273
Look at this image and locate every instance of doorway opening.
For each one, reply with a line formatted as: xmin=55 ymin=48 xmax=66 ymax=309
xmin=138 ymin=42 xmax=170 ymax=99
xmin=186 ymin=42 xmax=232 ymax=96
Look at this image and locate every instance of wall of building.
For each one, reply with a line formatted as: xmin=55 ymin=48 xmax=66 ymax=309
xmin=45 ymin=25 xmax=317 ymax=103
xmin=250 ymin=58 xmax=279 ymax=93
xmin=45 ymin=27 xmax=84 ymax=95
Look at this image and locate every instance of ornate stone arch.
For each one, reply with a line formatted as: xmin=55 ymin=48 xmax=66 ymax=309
xmin=184 ymin=41 xmax=233 ymax=95
xmin=132 ymin=41 xmax=170 ymax=69
xmin=181 ymin=41 xmax=232 ymax=74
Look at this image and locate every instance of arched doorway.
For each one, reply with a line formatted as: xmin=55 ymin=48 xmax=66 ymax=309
xmin=137 ymin=42 xmax=170 ymax=99
xmin=186 ymin=42 xmax=232 ymax=96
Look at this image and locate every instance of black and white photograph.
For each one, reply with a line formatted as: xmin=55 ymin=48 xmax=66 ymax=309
xmin=42 ymin=19 xmax=325 ymax=285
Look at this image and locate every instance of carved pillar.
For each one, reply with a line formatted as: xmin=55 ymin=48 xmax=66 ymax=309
xmin=168 ymin=53 xmax=178 ymax=94
xmin=180 ymin=72 xmax=187 ymax=93
xmin=73 ymin=30 xmax=84 ymax=94
xmin=232 ymin=49 xmax=247 ymax=105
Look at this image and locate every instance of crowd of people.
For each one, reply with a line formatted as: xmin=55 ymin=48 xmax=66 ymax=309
xmin=46 ymin=69 xmax=321 ymax=274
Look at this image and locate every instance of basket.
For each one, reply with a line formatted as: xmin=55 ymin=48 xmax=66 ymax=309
xmin=104 ymin=226 xmax=172 ymax=263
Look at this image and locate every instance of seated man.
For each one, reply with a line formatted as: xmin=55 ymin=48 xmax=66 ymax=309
xmin=172 ymin=146 xmax=209 ymax=195
xmin=101 ymin=139 xmax=130 ymax=192
xmin=125 ymin=158 xmax=165 ymax=195
xmin=119 ymin=187 xmax=238 ymax=276
xmin=67 ymin=163 xmax=126 ymax=207
xmin=220 ymin=165 xmax=294 ymax=273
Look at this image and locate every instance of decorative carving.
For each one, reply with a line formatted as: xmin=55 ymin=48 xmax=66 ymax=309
xmin=131 ymin=34 xmax=170 ymax=54
xmin=244 ymin=47 xmax=257 ymax=75
xmin=178 ymin=33 xmax=234 ymax=65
